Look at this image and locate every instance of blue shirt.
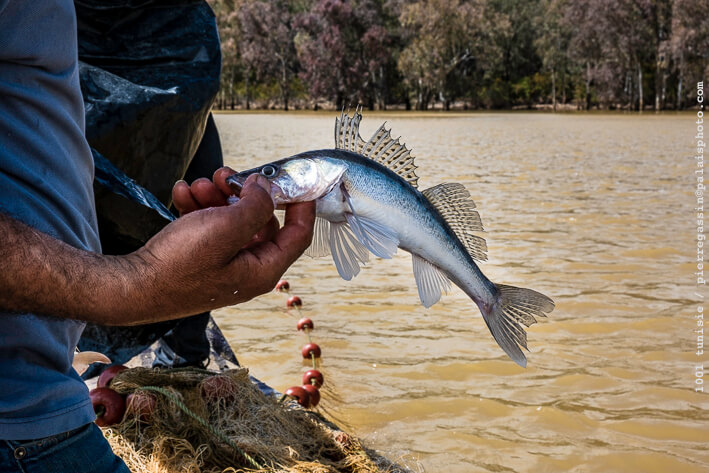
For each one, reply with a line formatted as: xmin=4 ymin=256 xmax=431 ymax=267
xmin=0 ymin=0 xmax=102 ymax=439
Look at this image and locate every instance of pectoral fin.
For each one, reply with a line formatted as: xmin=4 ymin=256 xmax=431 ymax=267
xmin=344 ymin=213 xmax=399 ymax=259
xmin=329 ymin=221 xmax=369 ymax=280
xmin=342 ymin=188 xmax=399 ymax=259
xmin=305 ymin=217 xmax=332 ymax=258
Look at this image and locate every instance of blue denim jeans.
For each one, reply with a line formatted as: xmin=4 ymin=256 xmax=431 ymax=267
xmin=0 ymin=423 xmax=131 ymax=473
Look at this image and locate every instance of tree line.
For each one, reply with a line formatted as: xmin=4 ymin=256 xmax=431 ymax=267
xmin=209 ymin=0 xmax=708 ymax=111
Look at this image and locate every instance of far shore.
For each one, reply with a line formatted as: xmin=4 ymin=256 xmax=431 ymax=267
xmin=212 ymin=107 xmax=696 ymax=116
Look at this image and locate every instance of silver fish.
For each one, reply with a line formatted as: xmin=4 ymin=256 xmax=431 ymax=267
xmin=227 ymin=111 xmax=554 ymax=366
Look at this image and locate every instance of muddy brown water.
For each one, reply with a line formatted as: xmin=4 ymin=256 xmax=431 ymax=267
xmin=212 ymin=111 xmax=708 ymax=472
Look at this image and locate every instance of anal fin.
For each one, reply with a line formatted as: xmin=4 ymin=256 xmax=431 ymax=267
xmin=412 ymin=254 xmax=451 ymax=308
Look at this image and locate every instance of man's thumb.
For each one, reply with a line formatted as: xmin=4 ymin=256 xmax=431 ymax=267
xmin=212 ymin=174 xmax=275 ymax=252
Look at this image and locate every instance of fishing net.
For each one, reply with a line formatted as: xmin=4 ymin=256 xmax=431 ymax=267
xmin=102 ymin=366 xmax=404 ymax=473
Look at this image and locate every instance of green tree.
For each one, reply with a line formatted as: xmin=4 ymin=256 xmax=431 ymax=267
xmin=210 ymin=0 xmax=242 ymax=109
xmin=671 ymin=0 xmax=709 ymax=108
xmin=482 ymin=0 xmax=542 ymax=107
xmin=397 ymin=0 xmax=485 ymax=110
xmin=534 ymin=0 xmax=571 ymax=110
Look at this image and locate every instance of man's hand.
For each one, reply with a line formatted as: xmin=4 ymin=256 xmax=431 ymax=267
xmin=126 ymin=167 xmax=315 ymax=323
xmin=0 ymin=167 xmax=315 ymax=326
xmin=172 ymin=167 xmax=281 ymax=248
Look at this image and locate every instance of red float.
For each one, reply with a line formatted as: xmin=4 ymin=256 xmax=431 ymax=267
xmin=287 ymin=295 xmax=302 ymax=308
xmin=90 ymin=387 xmax=126 ymax=427
xmin=275 ymin=280 xmax=290 ymax=292
xmin=302 ymin=369 xmax=324 ymax=388
xmin=97 ymin=365 xmax=128 ymax=388
xmin=296 ymin=317 xmax=314 ymax=331
xmin=284 ymin=386 xmax=310 ymax=408
xmin=126 ymin=392 xmax=156 ymax=422
xmin=335 ymin=432 xmax=353 ymax=449
xmin=301 ymin=343 xmax=321 ymax=359
xmin=302 ymin=384 xmax=320 ymax=407
xmin=200 ymin=375 xmax=238 ymax=403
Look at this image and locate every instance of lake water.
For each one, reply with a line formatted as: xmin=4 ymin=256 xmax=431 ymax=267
xmin=212 ymin=111 xmax=708 ymax=473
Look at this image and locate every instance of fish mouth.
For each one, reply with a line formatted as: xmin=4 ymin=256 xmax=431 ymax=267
xmin=226 ymin=172 xmax=248 ymax=195
xmin=226 ymin=171 xmax=285 ymax=204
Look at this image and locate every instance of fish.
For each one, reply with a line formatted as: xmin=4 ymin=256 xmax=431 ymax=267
xmin=227 ymin=111 xmax=554 ymax=366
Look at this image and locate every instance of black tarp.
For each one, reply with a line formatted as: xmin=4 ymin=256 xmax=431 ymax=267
xmin=75 ymin=0 xmax=224 ymax=376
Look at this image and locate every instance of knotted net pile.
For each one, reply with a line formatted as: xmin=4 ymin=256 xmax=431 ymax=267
xmin=102 ymin=367 xmax=405 ymax=473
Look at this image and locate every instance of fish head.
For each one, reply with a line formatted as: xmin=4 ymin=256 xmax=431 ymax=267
xmin=226 ymin=155 xmax=346 ymax=204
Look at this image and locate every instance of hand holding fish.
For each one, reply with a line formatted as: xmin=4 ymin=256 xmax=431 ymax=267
xmin=130 ymin=171 xmax=316 ymax=321
xmin=0 ymin=170 xmax=314 ymax=326
xmin=173 ymin=167 xmax=281 ymax=247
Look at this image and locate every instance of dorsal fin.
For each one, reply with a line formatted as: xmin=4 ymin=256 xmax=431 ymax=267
xmin=334 ymin=107 xmax=367 ymax=153
xmin=334 ymin=109 xmax=419 ymax=188
xmin=422 ymin=183 xmax=487 ymax=261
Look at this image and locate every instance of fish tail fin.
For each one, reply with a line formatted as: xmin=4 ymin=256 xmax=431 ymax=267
xmin=480 ymin=284 xmax=554 ymax=367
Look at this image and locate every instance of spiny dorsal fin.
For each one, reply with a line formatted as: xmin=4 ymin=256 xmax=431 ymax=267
xmin=334 ymin=109 xmax=419 ymax=188
xmin=422 ymin=183 xmax=487 ymax=261
xmin=334 ymin=107 xmax=367 ymax=153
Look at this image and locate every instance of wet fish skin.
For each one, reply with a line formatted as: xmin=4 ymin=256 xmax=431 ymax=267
xmin=305 ymin=149 xmax=496 ymax=308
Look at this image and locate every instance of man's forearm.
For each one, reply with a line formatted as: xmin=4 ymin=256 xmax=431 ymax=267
xmin=0 ymin=175 xmax=315 ymax=327
xmin=0 ymin=211 xmax=151 ymax=325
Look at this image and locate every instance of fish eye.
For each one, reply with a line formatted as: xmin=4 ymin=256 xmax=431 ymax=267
xmin=261 ymin=165 xmax=277 ymax=178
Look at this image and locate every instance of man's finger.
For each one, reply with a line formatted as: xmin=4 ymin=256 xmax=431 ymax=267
xmin=243 ymin=215 xmax=280 ymax=249
xmin=213 ymin=167 xmax=237 ymax=197
xmin=248 ymin=201 xmax=315 ymax=270
xmin=173 ymin=180 xmax=200 ymax=215
xmin=212 ymin=175 xmax=275 ymax=253
xmin=191 ymin=178 xmax=228 ymax=208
